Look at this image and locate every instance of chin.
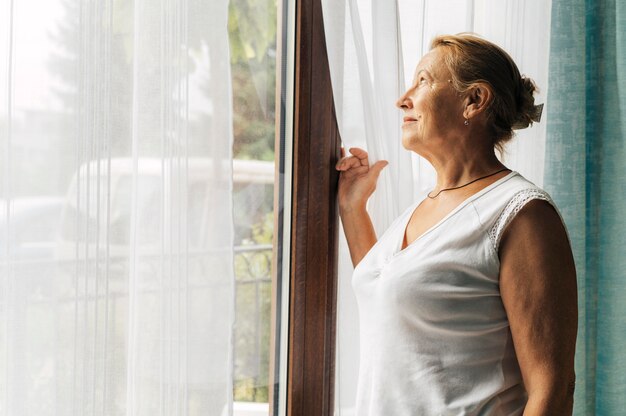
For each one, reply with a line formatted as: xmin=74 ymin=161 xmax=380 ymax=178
xmin=401 ymin=135 xmax=419 ymax=152
xmin=401 ymin=134 xmax=412 ymax=150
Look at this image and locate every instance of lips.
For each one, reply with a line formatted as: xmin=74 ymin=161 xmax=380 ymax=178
xmin=403 ymin=116 xmax=418 ymax=123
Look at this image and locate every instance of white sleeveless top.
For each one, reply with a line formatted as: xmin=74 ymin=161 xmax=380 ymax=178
xmin=352 ymin=171 xmax=568 ymax=416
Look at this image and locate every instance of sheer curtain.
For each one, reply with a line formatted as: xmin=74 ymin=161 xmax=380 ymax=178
xmin=0 ymin=0 xmax=234 ymax=415
xmin=321 ymin=0 xmax=552 ymax=413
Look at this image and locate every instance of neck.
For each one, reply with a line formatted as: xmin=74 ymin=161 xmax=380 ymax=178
xmin=423 ymin=146 xmax=508 ymax=191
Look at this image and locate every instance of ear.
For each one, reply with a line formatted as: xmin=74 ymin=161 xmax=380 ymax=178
xmin=463 ymin=82 xmax=493 ymax=120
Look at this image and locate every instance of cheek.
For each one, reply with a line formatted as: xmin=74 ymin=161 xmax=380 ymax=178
xmin=416 ymin=92 xmax=442 ymax=120
xmin=433 ymin=91 xmax=461 ymax=117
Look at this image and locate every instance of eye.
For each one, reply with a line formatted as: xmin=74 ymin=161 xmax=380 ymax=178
xmin=418 ymin=77 xmax=428 ymax=86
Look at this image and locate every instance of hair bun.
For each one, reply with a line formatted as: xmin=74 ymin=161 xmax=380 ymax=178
xmin=512 ymin=76 xmax=543 ymax=130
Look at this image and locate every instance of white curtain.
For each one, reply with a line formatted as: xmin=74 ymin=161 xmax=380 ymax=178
xmin=0 ymin=0 xmax=234 ymax=415
xmin=321 ymin=1 xmax=552 ymax=414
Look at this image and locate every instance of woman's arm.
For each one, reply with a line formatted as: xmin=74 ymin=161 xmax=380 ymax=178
xmin=335 ymin=147 xmax=388 ymax=267
xmin=339 ymin=205 xmax=377 ymax=267
xmin=498 ymin=199 xmax=578 ymax=416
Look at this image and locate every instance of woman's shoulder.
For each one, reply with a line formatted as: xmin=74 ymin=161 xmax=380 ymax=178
xmin=499 ymin=170 xmax=548 ymax=194
xmin=496 ymin=172 xmax=561 ymax=220
xmin=474 ymin=171 xmax=556 ymax=210
xmin=480 ymin=171 xmax=569 ymax=251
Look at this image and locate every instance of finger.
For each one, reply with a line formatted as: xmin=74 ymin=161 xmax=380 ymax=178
xmin=368 ymin=160 xmax=389 ymax=179
xmin=336 ymin=155 xmax=363 ymax=171
xmin=342 ymin=165 xmax=369 ymax=178
xmin=348 ymin=147 xmax=369 ymax=166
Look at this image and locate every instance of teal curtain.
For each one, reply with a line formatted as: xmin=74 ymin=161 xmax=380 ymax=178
xmin=545 ymin=0 xmax=626 ymax=414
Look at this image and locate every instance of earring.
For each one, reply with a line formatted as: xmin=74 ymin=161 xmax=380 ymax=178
xmin=464 ymin=119 xmax=469 ymax=126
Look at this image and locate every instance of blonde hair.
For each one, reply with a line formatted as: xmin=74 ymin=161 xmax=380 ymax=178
xmin=431 ymin=33 xmax=542 ymax=155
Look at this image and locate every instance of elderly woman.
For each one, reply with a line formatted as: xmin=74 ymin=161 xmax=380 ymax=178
xmin=335 ymin=34 xmax=577 ymax=415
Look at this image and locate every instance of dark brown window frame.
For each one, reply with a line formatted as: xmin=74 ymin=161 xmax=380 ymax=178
xmin=288 ymin=0 xmax=340 ymax=413
xmin=269 ymin=0 xmax=341 ymax=414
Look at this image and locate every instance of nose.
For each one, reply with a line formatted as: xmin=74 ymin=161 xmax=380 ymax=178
xmin=396 ymin=90 xmax=412 ymax=109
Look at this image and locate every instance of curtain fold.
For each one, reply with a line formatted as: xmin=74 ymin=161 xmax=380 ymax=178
xmin=322 ymin=1 xmax=553 ymax=414
xmin=545 ymin=0 xmax=626 ymax=414
xmin=0 ymin=0 xmax=234 ymax=415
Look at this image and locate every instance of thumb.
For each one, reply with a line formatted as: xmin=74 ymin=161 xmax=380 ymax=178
xmin=369 ymin=160 xmax=389 ymax=179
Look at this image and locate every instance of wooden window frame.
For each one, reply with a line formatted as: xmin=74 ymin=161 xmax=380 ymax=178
xmin=288 ymin=0 xmax=340 ymax=413
xmin=270 ymin=0 xmax=342 ymax=414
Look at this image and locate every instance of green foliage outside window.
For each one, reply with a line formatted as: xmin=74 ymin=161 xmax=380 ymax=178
xmin=229 ymin=0 xmax=277 ymax=404
xmin=233 ymin=212 xmax=274 ymax=403
xmin=229 ymin=0 xmax=277 ymax=162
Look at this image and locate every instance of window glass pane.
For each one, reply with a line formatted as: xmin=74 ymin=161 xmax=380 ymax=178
xmin=0 ymin=0 xmax=289 ymax=414
xmin=228 ymin=0 xmax=280 ymax=412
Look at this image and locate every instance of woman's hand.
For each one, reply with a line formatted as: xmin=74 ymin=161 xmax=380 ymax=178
xmin=335 ymin=147 xmax=388 ymax=212
xmin=335 ymin=147 xmax=386 ymax=266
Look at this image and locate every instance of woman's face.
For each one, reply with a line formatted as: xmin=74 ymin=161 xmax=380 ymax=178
xmin=396 ymin=48 xmax=465 ymax=152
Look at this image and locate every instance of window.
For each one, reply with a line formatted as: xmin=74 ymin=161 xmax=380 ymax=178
xmin=228 ymin=0 xmax=283 ymax=414
xmin=0 ymin=0 xmax=337 ymax=414
xmin=230 ymin=0 xmax=341 ymax=414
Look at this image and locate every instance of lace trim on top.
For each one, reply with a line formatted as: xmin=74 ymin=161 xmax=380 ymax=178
xmin=489 ymin=188 xmax=555 ymax=252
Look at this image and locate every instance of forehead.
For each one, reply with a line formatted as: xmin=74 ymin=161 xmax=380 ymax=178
xmin=413 ymin=47 xmax=450 ymax=79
